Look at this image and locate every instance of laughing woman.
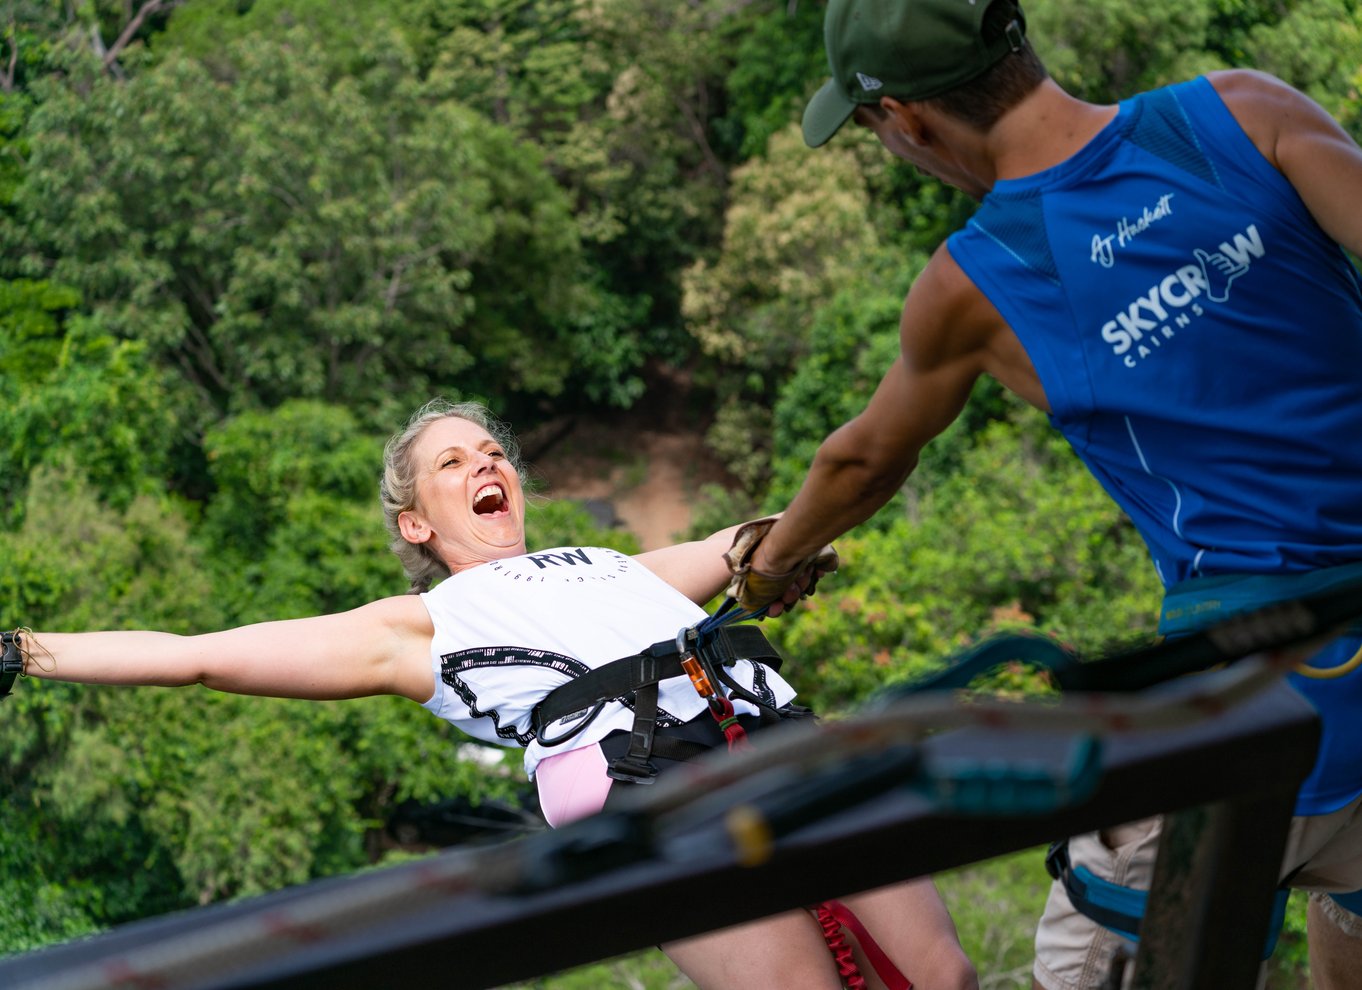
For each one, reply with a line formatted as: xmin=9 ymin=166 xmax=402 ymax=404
xmin=6 ymin=398 xmax=977 ymax=990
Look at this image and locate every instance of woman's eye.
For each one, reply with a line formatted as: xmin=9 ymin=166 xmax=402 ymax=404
xmin=442 ymin=458 xmax=459 ymax=468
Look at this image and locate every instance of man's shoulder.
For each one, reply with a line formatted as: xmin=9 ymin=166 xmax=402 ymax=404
xmin=1201 ymin=70 xmax=1303 ymax=171
xmin=1204 ymin=68 xmax=1288 ymax=99
xmin=902 ymin=244 xmax=1005 ymax=355
xmin=1202 ymin=69 xmax=1300 ymax=130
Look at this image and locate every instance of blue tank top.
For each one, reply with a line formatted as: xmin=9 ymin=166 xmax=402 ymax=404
xmin=948 ymin=76 xmax=1362 ymax=814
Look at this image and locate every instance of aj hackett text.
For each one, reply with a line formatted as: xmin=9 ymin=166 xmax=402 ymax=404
xmin=1100 ymin=223 xmax=1265 ymax=368
xmin=1090 ymin=193 xmax=1176 ymax=268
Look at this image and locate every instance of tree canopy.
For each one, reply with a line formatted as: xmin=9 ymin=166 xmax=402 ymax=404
xmin=1 ymin=0 xmax=1357 ymax=967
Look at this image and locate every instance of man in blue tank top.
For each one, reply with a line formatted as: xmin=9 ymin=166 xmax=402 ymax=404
xmin=733 ymin=0 xmax=1362 ymax=987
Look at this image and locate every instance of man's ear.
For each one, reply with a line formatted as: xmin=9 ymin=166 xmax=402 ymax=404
xmin=881 ymin=96 xmax=931 ymax=147
xmin=398 ymin=510 xmax=431 ymax=544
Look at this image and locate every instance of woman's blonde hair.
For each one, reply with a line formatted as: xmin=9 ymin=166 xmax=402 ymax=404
xmin=380 ymin=398 xmax=523 ymax=593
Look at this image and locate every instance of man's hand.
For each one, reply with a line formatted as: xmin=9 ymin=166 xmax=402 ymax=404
xmin=723 ymin=517 xmax=839 ymax=616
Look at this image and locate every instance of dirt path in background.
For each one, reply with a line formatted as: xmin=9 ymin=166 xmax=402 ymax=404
xmin=526 ymin=417 xmax=733 ymax=550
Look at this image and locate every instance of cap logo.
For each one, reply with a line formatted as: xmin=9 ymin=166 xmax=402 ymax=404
xmin=856 ymin=72 xmax=883 ymax=92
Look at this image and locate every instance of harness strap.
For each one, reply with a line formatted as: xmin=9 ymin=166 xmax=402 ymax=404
xmin=531 ymin=625 xmax=782 ymax=733
xmin=607 ymin=681 xmax=662 ymax=784
xmin=1045 ymin=838 xmax=1289 ymax=958
xmin=713 ymin=662 xmax=806 ymax=726
xmin=1 ymin=631 xmax=23 ymax=701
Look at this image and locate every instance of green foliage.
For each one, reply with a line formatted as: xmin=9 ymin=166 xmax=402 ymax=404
xmin=0 ymin=469 xmax=223 ymax=944
xmin=198 ymin=401 xmax=406 ymax=621
xmin=0 ymin=301 xmax=185 ymax=520
xmin=154 ymin=0 xmax=430 ymax=78
xmin=525 ymin=498 xmax=642 ymax=556
xmin=2 ymin=679 xmax=511 ymax=919
xmin=683 ymin=124 xmax=881 ymax=372
xmin=1241 ymin=0 xmax=1362 ymax=133
xmin=939 ymin=850 xmax=1053 ymax=986
xmin=0 ymin=2 xmax=1350 ymax=981
xmin=3 ymin=29 xmax=594 ymax=423
xmin=0 ymin=464 xmax=217 ymax=632
xmin=682 ymin=124 xmax=892 ymax=494
xmin=0 ymin=758 xmax=184 ymax=954
xmin=714 ymin=2 xmax=829 ymax=160
xmin=417 ymin=0 xmax=738 ymax=371
xmin=1030 ymin=0 xmax=1222 ymax=102
xmin=765 ymin=282 xmax=911 ymax=510
xmin=201 ymin=402 xmax=380 ymax=549
xmin=0 ymin=92 xmax=32 ymax=206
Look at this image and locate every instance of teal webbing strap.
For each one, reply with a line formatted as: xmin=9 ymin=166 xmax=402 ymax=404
xmin=1055 ymin=850 xmax=1290 ymax=958
xmin=1160 ymin=561 xmax=1362 ymax=637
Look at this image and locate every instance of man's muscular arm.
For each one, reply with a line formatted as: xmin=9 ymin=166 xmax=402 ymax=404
xmin=751 ymin=247 xmax=991 ymax=575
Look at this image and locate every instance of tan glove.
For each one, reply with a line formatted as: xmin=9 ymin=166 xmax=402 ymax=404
xmin=723 ymin=516 xmax=839 ymax=613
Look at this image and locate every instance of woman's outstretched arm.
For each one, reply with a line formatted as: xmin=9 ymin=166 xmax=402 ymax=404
xmin=17 ymin=595 xmax=436 ymax=703
xmin=635 ymin=515 xmax=832 ymax=614
xmin=633 ymin=523 xmax=743 ymax=605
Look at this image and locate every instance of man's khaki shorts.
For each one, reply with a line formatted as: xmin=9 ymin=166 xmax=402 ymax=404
xmin=1034 ymin=791 xmax=1362 ymax=990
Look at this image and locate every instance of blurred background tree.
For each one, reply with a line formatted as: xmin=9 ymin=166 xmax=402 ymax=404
xmin=1 ymin=0 xmax=1354 ymax=978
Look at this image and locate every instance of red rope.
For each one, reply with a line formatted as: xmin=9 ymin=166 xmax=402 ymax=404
xmin=711 ymin=692 xmax=910 ymax=988
xmin=820 ymin=899 xmax=913 ymax=990
xmin=816 ymin=902 xmax=868 ymax=989
xmin=710 ymin=695 xmax=752 ymax=752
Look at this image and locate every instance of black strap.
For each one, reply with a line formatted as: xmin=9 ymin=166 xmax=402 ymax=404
xmin=534 ymin=642 xmax=680 ymax=734
xmin=606 ymin=681 xmax=662 ymax=784
xmin=1 ymin=631 xmax=23 ymax=701
xmin=531 ymin=625 xmax=782 ymax=734
xmin=709 ymin=624 xmax=784 ymax=670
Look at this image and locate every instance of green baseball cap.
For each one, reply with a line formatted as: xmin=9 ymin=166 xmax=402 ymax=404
xmin=803 ymin=0 xmax=1027 ymax=147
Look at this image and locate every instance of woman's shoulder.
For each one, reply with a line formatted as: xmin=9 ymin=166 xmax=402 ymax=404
xmin=357 ymin=593 xmax=435 ymax=634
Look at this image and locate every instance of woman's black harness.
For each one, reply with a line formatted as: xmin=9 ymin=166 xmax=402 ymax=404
xmin=529 ymin=623 xmax=809 ymax=784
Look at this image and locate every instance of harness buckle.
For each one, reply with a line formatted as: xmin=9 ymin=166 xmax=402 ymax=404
xmin=606 ymin=755 xmax=661 ymax=785
xmin=1 ymin=631 xmax=23 ymax=701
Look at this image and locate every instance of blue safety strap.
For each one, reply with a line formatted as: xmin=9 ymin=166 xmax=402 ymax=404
xmin=1329 ymin=889 xmax=1362 ymax=915
xmin=1050 ymin=839 xmax=1290 ymax=958
xmin=1066 ymin=864 xmax=1146 ymax=942
xmin=1159 ymin=560 xmax=1362 ymax=637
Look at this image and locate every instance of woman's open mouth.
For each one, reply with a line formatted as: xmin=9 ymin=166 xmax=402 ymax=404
xmin=473 ymin=484 xmax=509 ymax=516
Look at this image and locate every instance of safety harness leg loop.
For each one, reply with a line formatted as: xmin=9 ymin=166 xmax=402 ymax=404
xmin=1045 ymin=837 xmax=1291 ymax=958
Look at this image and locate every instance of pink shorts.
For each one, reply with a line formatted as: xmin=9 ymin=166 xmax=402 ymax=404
xmin=534 ymin=744 xmax=614 ymax=828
